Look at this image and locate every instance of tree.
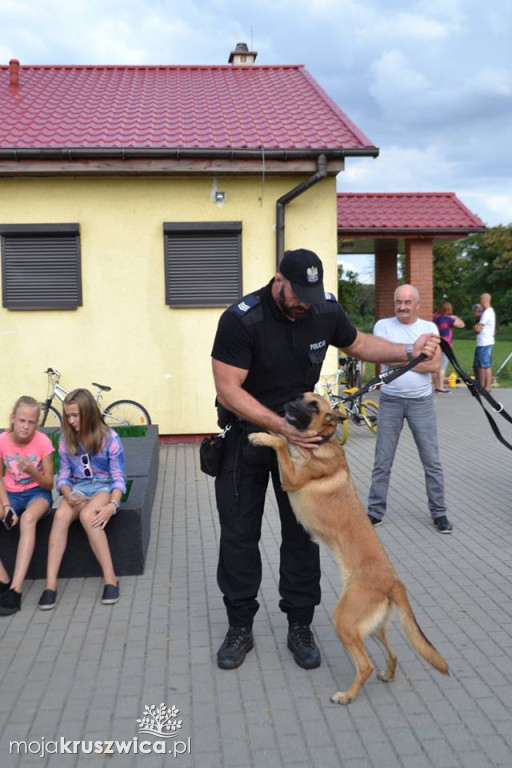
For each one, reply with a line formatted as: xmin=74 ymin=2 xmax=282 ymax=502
xmin=433 ymin=225 xmax=512 ymax=325
xmin=432 ymin=240 xmax=468 ymax=313
xmin=338 ymin=266 xmax=375 ymax=330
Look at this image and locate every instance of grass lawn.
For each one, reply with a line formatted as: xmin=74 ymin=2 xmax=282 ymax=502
xmin=451 ymin=329 xmax=512 ymax=387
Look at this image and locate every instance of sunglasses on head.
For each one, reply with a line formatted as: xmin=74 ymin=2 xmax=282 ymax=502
xmin=80 ymin=453 xmax=92 ymax=478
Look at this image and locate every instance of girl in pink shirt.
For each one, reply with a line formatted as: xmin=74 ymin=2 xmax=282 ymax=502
xmin=0 ymin=396 xmax=54 ymax=615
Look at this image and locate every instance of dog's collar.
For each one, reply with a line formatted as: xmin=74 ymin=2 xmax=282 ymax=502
xmin=316 ymin=429 xmax=336 ymax=445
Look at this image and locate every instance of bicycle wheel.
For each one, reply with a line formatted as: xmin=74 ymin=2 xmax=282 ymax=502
xmin=332 ymin=402 xmax=349 ymax=445
xmin=39 ymin=404 xmax=62 ymax=428
xmin=359 ymin=398 xmax=379 ymax=434
xmin=103 ymin=399 xmax=151 ymax=427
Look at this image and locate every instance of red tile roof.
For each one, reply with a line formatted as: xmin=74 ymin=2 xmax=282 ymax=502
xmin=337 ymin=193 xmax=485 ymax=235
xmin=0 ymin=63 xmax=377 ymax=155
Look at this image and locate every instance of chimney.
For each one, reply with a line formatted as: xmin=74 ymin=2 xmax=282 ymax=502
xmin=9 ymin=59 xmax=20 ymax=90
xmin=228 ymin=43 xmax=257 ymax=65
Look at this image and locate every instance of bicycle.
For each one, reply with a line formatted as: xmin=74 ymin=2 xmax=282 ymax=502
xmin=39 ymin=368 xmax=151 ymax=429
xmin=338 ymin=355 xmax=363 ymax=390
xmin=317 ymin=372 xmax=379 ymax=446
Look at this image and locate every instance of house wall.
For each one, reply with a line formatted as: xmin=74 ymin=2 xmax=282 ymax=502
xmin=0 ymin=175 xmax=339 ymax=434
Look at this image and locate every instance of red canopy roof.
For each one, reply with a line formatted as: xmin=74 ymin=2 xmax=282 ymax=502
xmin=338 ymin=192 xmax=485 ymax=236
xmin=0 ymin=63 xmax=377 ymax=155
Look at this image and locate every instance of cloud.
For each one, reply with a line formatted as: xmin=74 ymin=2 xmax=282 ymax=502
xmin=0 ymin=0 xmax=509 ymax=227
xmin=337 ymin=255 xmax=374 ymax=285
xmin=463 ymin=193 xmax=512 ymax=228
xmin=363 ymin=11 xmax=457 ymax=42
xmin=369 ymin=49 xmax=430 ymax=109
xmin=472 ymin=67 xmax=512 ymax=97
xmin=2 ymin=0 xmax=250 ymax=65
xmin=367 ymin=51 xmax=512 ymax=134
xmin=342 ymin=145 xmax=460 ymax=191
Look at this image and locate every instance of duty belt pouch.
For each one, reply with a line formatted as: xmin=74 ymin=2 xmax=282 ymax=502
xmin=199 ymin=424 xmax=231 ymax=477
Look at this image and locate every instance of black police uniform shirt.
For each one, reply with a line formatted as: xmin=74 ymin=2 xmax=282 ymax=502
xmin=211 ymin=279 xmax=357 ymax=416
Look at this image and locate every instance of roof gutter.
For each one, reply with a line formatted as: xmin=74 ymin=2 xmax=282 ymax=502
xmin=0 ymin=147 xmax=379 ymax=161
xmin=275 ymin=153 xmax=327 ymax=268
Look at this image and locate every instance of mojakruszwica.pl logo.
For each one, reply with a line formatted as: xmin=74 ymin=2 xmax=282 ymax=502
xmin=9 ymin=703 xmax=191 ymax=758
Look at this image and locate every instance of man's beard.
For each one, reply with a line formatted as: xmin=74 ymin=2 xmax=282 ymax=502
xmin=277 ymin=286 xmax=308 ymax=320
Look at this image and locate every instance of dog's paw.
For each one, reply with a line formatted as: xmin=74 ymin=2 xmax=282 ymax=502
xmin=377 ymin=669 xmax=395 ymax=683
xmin=331 ymin=691 xmax=353 ymax=705
xmin=248 ymin=432 xmax=269 ymax=447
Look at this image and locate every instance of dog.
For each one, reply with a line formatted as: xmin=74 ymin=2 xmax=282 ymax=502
xmin=248 ymin=392 xmax=449 ymax=704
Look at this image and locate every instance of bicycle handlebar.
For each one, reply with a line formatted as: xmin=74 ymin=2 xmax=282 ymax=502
xmin=45 ymin=367 xmax=61 ymax=377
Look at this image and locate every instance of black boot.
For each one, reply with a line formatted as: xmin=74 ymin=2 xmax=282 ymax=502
xmin=287 ymin=623 xmax=321 ymax=669
xmin=217 ymin=626 xmax=254 ymax=670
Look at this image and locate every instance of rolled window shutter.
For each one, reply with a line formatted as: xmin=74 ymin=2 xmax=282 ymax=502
xmin=164 ymin=223 xmax=242 ymax=307
xmin=1 ymin=225 xmax=81 ymax=310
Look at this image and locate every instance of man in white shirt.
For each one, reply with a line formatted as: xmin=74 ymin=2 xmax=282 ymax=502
xmin=475 ymin=293 xmax=496 ymax=392
xmin=367 ymin=284 xmax=453 ymax=534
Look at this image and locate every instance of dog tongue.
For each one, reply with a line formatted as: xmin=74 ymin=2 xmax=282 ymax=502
xmin=284 ymin=410 xmax=298 ymax=425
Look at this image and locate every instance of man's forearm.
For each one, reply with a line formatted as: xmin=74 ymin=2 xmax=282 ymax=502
xmin=216 ymin=387 xmax=285 ymax=433
xmin=346 ymin=331 xmax=409 ymax=364
xmin=345 ymin=330 xmax=439 ymax=365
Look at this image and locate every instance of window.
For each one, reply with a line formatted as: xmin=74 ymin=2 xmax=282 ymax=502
xmin=164 ymin=222 xmax=242 ymax=307
xmin=1 ymin=224 xmax=81 ymax=310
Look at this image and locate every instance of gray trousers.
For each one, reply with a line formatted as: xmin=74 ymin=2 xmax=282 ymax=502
xmin=367 ymin=392 xmax=446 ymax=521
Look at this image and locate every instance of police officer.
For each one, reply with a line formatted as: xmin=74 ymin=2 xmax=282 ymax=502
xmin=211 ymin=249 xmax=439 ymax=670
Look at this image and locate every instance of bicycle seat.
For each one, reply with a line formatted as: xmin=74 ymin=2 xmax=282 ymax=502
xmin=92 ymin=382 xmax=111 ymax=392
xmin=342 ymin=387 xmax=359 ymax=395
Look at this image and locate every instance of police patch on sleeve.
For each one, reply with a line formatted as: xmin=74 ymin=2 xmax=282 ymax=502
xmin=229 ymin=294 xmax=261 ymax=317
xmin=325 ymin=292 xmax=337 ymax=302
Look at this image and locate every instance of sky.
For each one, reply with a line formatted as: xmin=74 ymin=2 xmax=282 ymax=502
xmin=1 ymin=0 xmax=511 ymax=283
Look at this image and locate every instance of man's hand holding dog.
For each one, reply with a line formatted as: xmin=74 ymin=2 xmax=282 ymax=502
xmin=278 ymin=419 xmax=321 ymax=451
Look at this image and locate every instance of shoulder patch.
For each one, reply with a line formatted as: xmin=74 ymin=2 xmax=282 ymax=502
xmin=229 ymin=294 xmax=261 ymax=317
xmin=325 ymin=292 xmax=337 ymax=302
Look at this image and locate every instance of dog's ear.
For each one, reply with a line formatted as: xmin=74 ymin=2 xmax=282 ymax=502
xmin=325 ymin=410 xmax=347 ymax=424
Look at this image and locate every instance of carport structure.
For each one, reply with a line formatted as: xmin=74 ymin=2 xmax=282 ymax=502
xmin=337 ymin=192 xmax=485 ymax=320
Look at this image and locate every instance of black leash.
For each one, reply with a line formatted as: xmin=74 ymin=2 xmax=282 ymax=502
xmin=440 ymin=339 xmax=512 ymax=451
xmin=339 ymin=353 xmax=427 ymax=405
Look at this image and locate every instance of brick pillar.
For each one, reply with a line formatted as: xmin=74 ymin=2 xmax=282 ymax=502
xmin=404 ymin=238 xmax=433 ymax=320
xmin=375 ymin=239 xmax=398 ymax=321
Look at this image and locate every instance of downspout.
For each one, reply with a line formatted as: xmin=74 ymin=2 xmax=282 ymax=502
xmin=275 ymin=153 xmax=328 ymax=269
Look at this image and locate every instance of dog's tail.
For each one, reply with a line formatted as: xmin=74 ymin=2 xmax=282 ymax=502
xmin=390 ymin=580 xmax=449 ymax=675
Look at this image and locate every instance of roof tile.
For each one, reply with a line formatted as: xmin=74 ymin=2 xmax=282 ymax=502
xmin=0 ymin=64 xmax=376 ymax=152
xmin=337 ymin=193 xmax=484 ymax=233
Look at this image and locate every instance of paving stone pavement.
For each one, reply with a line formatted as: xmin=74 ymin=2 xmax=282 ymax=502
xmin=1 ymin=386 xmax=512 ymax=767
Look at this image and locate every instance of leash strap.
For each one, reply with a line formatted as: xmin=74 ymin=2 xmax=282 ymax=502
xmin=440 ymin=339 xmax=512 ymax=450
xmin=340 ymin=353 xmax=427 ymax=404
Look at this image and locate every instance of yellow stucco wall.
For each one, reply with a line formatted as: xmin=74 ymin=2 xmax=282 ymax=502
xmin=0 ymin=174 xmax=339 ymax=433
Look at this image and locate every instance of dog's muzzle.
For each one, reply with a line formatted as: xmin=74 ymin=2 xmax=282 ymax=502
xmin=284 ymin=397 xmax=316 ymax=431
